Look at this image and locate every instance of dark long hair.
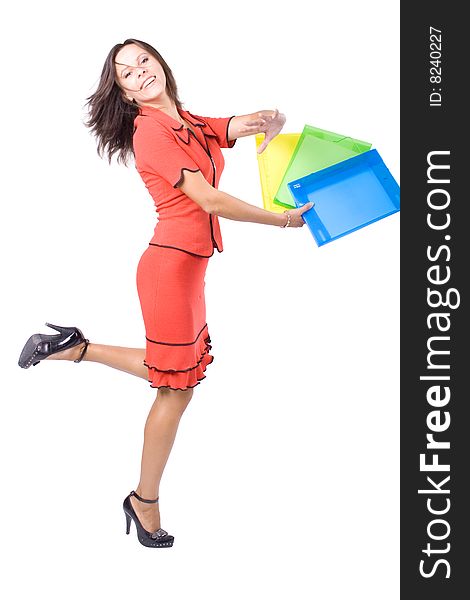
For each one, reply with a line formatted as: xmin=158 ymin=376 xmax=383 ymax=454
xmin=84 ymin=39 xmax=183 ymax=166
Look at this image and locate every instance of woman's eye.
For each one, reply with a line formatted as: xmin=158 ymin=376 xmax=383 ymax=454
xmin=141 ymin=57 xmax=148 ymax=63
xmin=124 ymin=72 xmax=131 ymax=79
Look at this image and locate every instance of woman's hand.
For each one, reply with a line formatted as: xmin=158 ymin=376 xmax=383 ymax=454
xmin=238 ymin=109 xmax=286 ymax=153
xmin=256 ymin=109 xmax=286 ymax=153
xmin=282 ymin=202 xmax=314 ymax=227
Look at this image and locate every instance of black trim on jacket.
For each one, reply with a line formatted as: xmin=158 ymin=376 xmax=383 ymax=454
xmin=226 ymin=115 xmax=237 ymax=148
xmin=148 ymin=242 xmax=215 ymax=259
xmin=173 ymin=167 xmax=201 ymax=188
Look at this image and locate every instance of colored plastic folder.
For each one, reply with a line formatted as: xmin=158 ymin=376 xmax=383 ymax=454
xmin=287 ymin=149 xmax=400 ymax=247
xmin=274 ymin=125 xmax=372 ymax=209
xmin=255 ymin=133 xmax=301 ymax=213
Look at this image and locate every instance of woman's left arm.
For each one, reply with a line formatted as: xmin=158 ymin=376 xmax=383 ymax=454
xmin=227 ymin=109 xmax=286 ymax=153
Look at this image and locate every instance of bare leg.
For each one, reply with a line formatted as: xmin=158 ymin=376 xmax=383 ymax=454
xmin=47 ymin=343 xmax=195 ymax=532
xmin=45 ymin=342 xmax=148 ymax=380
xmin=129 ymin=387 xmax=194 ymax=532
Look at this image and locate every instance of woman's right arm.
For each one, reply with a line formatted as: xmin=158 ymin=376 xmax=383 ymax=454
xmin=178 ymin=170 xmax=313 ymax=228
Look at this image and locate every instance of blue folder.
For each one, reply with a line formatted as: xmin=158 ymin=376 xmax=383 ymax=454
xmin=287 ymin=149 xmax=400 ymax=246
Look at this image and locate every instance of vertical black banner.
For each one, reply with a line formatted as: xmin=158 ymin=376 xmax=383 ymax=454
xmin=401 ymin=4 xmax=468 ymax=598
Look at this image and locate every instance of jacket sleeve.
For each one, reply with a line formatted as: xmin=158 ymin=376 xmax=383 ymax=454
xmin=133 ymin=118 xmax=201 ymax=188
xmin=193 ymin=115 xmax=237 ymax=149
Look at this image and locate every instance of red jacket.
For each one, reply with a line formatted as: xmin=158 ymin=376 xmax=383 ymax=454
xmin=133 ymin=105 xmax=236 ymax=257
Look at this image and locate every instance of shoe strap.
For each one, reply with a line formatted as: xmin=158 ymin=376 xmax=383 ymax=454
xmin=74 ymin=339 xmax=90 ymax=363
xmin=130 ymin=490 xmax=159 ymax=503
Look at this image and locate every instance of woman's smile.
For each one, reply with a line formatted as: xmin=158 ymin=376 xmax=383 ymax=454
xmin=142 ymin=76 xmax=156 ymax=89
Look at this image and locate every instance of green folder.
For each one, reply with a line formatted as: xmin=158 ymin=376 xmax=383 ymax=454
xmin=274 ymin=125 xmax=372 ymax=208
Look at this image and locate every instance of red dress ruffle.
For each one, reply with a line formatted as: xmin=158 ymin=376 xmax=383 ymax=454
xmin=144 ymin=324 xmax=214 ymax=390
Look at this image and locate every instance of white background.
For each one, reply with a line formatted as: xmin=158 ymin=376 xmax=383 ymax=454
xmin=1 ymin=0 xmax=399 ymax=598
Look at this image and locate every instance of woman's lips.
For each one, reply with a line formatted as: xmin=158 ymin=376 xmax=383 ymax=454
xmin=142 ymin=76 xmax=156 ymax=90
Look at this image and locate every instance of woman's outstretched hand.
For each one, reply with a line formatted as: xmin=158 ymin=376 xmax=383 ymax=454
xmin=283 ymin=202 xmax=314 ymax=227
xmin=239 ymin=109 xmax=286 ymax=153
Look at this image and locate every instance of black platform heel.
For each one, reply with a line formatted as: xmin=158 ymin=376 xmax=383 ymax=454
xmin=123 ymin=490 xmax=174 ymax=548
xmin=18 ymin=322 xmax=90 ymax=369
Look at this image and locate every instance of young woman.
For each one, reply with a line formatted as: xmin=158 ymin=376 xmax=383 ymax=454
xmin=17 ymin=38 xmax=313 ymax=548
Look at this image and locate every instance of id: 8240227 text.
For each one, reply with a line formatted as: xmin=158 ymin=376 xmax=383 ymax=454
xmin=429 ymin=26 xmax=442 ymax=107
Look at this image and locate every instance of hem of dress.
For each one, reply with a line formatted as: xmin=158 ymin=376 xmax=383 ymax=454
xmin=148 ymin=356 xmax=215 ymax=391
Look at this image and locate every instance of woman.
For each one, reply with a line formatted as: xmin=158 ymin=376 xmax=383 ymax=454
xmin=17 ymin=38 xmax=313 ymax=548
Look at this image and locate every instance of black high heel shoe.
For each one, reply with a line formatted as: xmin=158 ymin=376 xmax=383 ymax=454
xmin=123 ymin=490 xmax=174 ymax=548
xmin=18 ymin=322 xmax=90 ymax=369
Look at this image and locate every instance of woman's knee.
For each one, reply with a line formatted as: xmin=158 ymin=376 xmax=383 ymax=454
xmin=157 ymin=386 xmax=194 ymax=408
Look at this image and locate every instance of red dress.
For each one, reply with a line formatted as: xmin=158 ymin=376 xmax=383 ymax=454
xmin=133 ymin=106 xmax=236 ymax=390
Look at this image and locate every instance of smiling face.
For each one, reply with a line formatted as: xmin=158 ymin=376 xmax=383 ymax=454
xmin=114 ymin=43 xmax=168 ymax=105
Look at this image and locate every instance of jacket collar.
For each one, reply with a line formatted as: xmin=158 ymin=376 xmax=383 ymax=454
xmin=137 ymin=105 xmax=218 ymax=144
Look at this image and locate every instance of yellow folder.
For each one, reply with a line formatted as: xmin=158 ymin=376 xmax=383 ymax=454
xmin=255 ymin=133 xmax=301 ymax=213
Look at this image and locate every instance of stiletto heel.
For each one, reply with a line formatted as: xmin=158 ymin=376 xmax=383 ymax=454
xmin=18 ymin=322 xmax=90 ymax=368
xmin=123 ymin=490 xmax=174 ymax=548
xmin=125 ymin=512 xmax=132 ymax=535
